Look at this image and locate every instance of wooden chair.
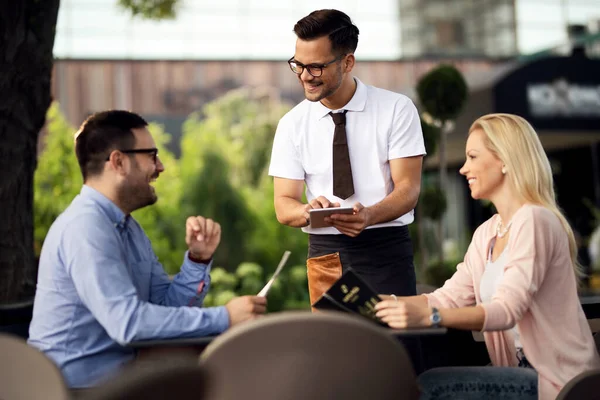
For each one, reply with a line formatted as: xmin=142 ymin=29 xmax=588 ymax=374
xmin=200 ymin=311 xmax=419 ymax=400
xmin=0 ymin=333 xmax=69 ymax=400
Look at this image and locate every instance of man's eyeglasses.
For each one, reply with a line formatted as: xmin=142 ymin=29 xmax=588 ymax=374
xmin=287 ymin=54 xmax=345 ymax=77
xmin=106 ymin=148 xmax=159 ymax=163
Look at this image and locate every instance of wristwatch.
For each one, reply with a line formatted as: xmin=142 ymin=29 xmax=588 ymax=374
xmin=430 ymin=307 xmax=442 ymax=328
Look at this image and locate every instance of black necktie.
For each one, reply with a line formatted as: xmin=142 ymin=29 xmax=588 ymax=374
xmin=330 ymin=110 xmax=354 ymax=200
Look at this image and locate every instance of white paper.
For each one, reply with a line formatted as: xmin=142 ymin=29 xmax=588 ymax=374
xmin=257 ymin=250 xmax=291 ymax=297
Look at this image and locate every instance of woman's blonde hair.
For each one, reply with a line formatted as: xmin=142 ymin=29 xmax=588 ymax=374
xmin=469 ymin=113 xmax=583 ymax=282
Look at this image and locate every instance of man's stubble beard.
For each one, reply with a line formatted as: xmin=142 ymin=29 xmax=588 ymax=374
xmin=118 ymin=182 xmax=157 ymax=214
xmin=303 ymin=66 xmax=343 ymax=103
xmin=118 ymin=160 xmax=158 ymax=213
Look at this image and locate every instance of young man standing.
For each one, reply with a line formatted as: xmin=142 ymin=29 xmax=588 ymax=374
xmin=269 ymin=9 xmax=426 ymax=304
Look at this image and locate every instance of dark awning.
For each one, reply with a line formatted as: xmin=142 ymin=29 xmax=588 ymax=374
xmin=424 ymin=56 xmax=600 ymax=169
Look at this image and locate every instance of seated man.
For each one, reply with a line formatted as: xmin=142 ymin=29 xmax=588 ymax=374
xmin=28 ymin=110 xmax=267 ymax=388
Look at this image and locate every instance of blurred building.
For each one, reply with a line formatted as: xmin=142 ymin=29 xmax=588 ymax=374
xmin=399 ymin=0 xmax=600 ymax=59
xmin=436 ymin=52 xmax=600 ymax=251
xmin=399 ymin=0 xmax=518 ymax=58
xmin=50 ymin=57 xmax=497 ymax=151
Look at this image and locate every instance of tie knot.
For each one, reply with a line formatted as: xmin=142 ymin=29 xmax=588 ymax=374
xmin=329 ymin=110 xmax=347 ymax=126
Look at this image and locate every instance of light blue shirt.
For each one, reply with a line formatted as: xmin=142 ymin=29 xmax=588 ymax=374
xmin=28 ymin=185 xmax=229 ymax=388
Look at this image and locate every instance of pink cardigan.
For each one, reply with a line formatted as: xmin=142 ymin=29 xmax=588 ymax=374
xmin=425 ymin=204 xmax=600 ymax=400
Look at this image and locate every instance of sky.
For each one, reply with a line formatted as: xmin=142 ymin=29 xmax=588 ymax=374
xmin=53 ymin=0 xmax=600 ymax=60
xmin=54 ymin=0 xmax=401 ymax=59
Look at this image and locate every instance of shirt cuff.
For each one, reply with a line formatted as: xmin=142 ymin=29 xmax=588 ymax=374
xmin=423 ymin=293 xmax=444 ymax=309
xmin=210 ymin=305 xmax=231 ymax=333
xmin=183 ymin=250 xmax=213 ymax=270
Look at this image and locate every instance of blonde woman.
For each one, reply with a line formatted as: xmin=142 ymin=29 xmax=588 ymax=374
xmin=375 ymin=113 xmax=600 ymax=400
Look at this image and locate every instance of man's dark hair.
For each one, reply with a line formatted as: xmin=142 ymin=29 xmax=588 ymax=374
xmin=293 ymin=9 xmax=359 ymax=56
xmin=74 ymin=110 xmax=148 ymax=181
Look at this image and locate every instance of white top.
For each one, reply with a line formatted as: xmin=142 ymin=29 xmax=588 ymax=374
xmin=480 ymin=240 xmax=522 ymax=349
xmin=268 ymin=78 xmax=426 ymax=234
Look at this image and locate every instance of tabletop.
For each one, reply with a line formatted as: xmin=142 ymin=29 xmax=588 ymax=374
xmin=125 ymin=325 xmax=447 ymax=349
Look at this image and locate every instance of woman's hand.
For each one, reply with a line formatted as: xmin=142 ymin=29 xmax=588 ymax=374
xmin=375 ymin=298 xmax=432 ymax=329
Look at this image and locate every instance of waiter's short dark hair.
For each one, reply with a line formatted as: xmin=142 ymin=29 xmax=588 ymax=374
xmin=293 ymin=9 xmax=359 ymax=56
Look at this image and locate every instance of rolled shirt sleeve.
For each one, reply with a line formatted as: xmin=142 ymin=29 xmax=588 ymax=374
xmin=388 ymin=98 xmax=426 ymax=160
xmin=148 ymin=248 xmax=213 ymax=307
xmin=268 ymin=115 xmax=305 ymax=180
xmin=164 ymin=251 xmax=213 ymax=307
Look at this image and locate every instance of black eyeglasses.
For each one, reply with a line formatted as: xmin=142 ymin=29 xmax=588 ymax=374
xmin=106 ymin=148 xmax=159 ymax=163
xmin=287 ymin=54 xmax=345 ymax=77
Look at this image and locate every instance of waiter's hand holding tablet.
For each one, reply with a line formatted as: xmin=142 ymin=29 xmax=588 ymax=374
xmin=309 ymin=207 xmax=354 ymax=228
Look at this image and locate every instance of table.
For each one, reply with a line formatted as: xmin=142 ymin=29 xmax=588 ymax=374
xmin=126 ymin=326 xmax=446 ymax=366
xmin=126 ymin=336 xmax=216 ymax=349
xmin=126 ymin=326 xmax=447 ymax=350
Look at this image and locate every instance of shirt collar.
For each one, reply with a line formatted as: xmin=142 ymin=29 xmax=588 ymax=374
xmin=312 ymin=77 xmax=368 ymax=120
xmin=80 ymin=185 xmax=129 ymax=232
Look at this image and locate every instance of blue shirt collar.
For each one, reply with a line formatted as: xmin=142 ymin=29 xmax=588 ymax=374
xmin=313 ymin=77 xmax=368 ymax=120
xmin=80 ymin=185 xmax=129 ymax=232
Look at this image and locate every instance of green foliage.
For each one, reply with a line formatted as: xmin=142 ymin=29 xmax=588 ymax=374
xmin=117 ymin=0 xmax=178 ymax=19
xmin=181 ymin=148 xmax=257 ymax=270
xmin=179 ymin=87 xmax=308 ymax=273
xmin=421 ymin=117 xmax=440 ymax=157
xmin=35 ymin=85 xmax=311 ymax=311
xmin=414 ymin=63 xmax=469 ymax=276
xmin=423 ymin=258 xmax=460 ymax=288
xmin=420 ymin=186 xmax=447 ymax=221
xmin=243 ymin=173 xmax=309 ymax=274
xmin=34 ymin=104 xmax=82 ymax=255
xmin=416 ymin=64 xmax=468 ymax=122
xmin=187 ymin=87 xmax=291 ymax=189
xmin=203 ymin=262 xmax=310 ymax=312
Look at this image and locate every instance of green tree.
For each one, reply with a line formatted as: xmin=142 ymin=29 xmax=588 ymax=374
xmin=117 ymin=0 xmax=179 ymax=19
xmin=1 ymin=1 xmax=60 ymax=302
xmin=34 ymin=104 xmax=83 ymax=256
xmin=195 ymin=87 xmax=291 ymax=189
xmin=1 ymin=0 xmax=181 ymax=303
xmin=414 ymin=118 xmax=441 ymax=271
xmin=33 ymin=98 xmax=313 ymax=310
xmin=416 ymin=64 xmax=468 ymax=265
xmin=179 ymin=108 xmax=256 ymax=270
xmin=203 ymin=261 xmax=310 ymax=311
xmin=178 ymin=87 xmax=308 ymax=272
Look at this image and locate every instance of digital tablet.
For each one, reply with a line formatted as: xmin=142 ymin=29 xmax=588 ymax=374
xmin=309 ymin=207 xmax=354 ymax=228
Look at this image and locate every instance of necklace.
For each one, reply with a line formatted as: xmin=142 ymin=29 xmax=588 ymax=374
xmin=496 ymin=217 xmax=513 ymax=238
